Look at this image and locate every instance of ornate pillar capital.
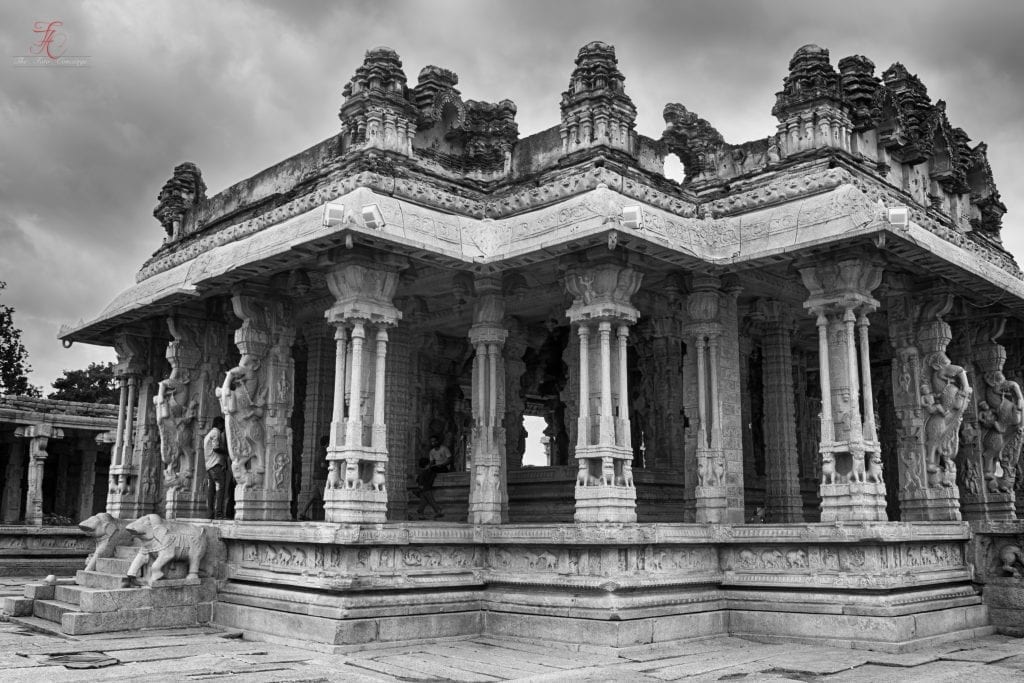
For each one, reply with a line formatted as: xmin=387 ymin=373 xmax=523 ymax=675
xmin=799 ymin=254 xmax=883 ymax=316
xmin=564 ymin=262 xmax=642 ymax=325
xmin=323 ymin=256 xmax=406 ymax=327
xmin=15 ymin=424 xmax=65 ymax=444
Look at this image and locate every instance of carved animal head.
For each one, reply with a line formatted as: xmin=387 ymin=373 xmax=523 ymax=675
xmin=79 ymin=512 xmax=122 ymax=539
xmin=126 ymin=513 xmax=164 ymax=543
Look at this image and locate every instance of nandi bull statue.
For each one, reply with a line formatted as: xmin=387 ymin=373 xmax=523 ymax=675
xmin=125 ymin=514 xmax=207 ymax=586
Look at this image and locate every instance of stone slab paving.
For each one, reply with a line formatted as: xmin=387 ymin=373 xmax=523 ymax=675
xmin=3 ymin=608 xmax=1024 ymax=681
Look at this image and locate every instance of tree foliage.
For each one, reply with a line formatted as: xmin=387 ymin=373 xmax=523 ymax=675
xmin=48 ymin=361 xmax=118 ymax=404
xmin=0 ymin=281 xmax=40 ymax=397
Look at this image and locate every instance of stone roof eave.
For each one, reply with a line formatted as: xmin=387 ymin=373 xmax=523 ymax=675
xmin=60 ymin=184 xmax=1024 ymax=345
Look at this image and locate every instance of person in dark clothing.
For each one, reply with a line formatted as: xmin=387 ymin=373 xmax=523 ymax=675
xmin=413 ymin=456 xmax=444 ymax=519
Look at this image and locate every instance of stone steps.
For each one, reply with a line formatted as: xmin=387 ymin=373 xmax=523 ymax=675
xmin=33 ymin=598 xmax=80 ymax=623
xmin=62 ymin=603 xmax=201 ymax=635
xmin=75 ymin=569 xmax=132 ymax=589
xmin=95 ymin=557 xmax=134 ymax=575
xmin=54 ymin=584 xmax=83 ymax=604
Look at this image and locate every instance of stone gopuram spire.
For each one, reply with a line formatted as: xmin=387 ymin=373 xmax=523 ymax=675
xmin=560 ymin=41 xmax=637 ymax=157
xmin=339 ymin=47 xmax=419 ymax=157
xmin=773 ymin=45 xmax=853 ymax=158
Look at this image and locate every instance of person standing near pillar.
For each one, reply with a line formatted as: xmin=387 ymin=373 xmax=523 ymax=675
xmin=204 ymin=417 xmax=228 ymax=519
xmin=428 ymin=435 xmax=453 ymax=473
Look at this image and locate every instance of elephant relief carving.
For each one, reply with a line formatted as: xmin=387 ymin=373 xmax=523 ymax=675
xmin=126 ymin=514 xmax=207 ymax=585
xmin=79 ymin=513 xmax=134 ymax=572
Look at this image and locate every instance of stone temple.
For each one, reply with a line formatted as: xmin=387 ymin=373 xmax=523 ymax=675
xmin=8 ymin=42 xmax=1024 ymax=650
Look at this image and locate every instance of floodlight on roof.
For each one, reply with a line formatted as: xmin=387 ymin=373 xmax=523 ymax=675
xmin=361 ymin=204 xmax=385 ymax=230
xmin=621 ymin=205 xmax=644 ymax=230
xmin=887 ymin=206 xmax=909 ymax=229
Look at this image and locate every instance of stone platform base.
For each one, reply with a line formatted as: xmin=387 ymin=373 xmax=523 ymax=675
xmin=198 ymin=520 xmax=997 ymax=654
xmin=214 ymin=582 xmax=992 ymax=655
xmin=0 ymin=526 xmax=93 ymax=578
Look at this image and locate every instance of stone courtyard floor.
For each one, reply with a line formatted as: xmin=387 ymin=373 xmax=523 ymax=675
xmin=4 ymin=578 xmax=1024 ymax=682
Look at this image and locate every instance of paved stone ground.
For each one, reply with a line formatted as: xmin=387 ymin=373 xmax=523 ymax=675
xmin=3 ymin=578 xmax=1024 ymax=681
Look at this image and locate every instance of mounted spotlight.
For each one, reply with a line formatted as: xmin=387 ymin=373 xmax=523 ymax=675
xmin=323 ymin=203 xmax=347 ymax=227
xmin=621 ymin=205 xmax=643 ymax=230
xmin=886 ymin=206 xmax=909 ymax=229
xmin=361 ymin=204 xmax=385 ymax=230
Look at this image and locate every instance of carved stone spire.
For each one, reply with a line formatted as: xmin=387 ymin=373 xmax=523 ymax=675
xmin=968 ymin=142 xmax=1007 ymax=241
xmin=772 ymin=45 xmax=852 ymax=157
xmin=773 ymin=44 xmax=844 ymax=117
xmin=153 ymin=162 xmax=206 ymax=240
xmin=874 ymin=62 xmax=938 ymax=165
xmin=837 ymin=55 xmax=881 ymax=131
xmin=339 ymin=47 xmax=419 ymax=156
xmin=560 ymin=41 xmax=637 ymax=156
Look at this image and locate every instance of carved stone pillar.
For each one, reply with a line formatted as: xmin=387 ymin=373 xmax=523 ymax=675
xmin=503 ymin=319 xmax=529 ymax=471
xmin=298 ymin=321 xmax=334 ymax=519
xmin=107 ymin=331 xmax=149 ymax=518
xmin=755 ymin=299 xmax=802 ymax=522
xmin=685 ymin=275 xmax=744 ymax=523
xmin=636 ymin=286 xmax=687 ymax=472
xmin=565 ymin=262 xmax=642 ymax=523
xmin=468 ymin=276 xmax=509 ymax=524
xmin=800 ymin=256 xmax=887 ymax=522
xmin=321 ymin=257 xmax=405 ymax=523
xmin=957 ymin=318 xmax=1022 ymax=520
xmin=158 ymin=316 xmax=202 ymax=519
xmin=14 ymin=425 xmax=64 ymax=526
xmin=887 ymin=289 xmax=966 ymax=521
xmin=78 ymin=436 xmax=99 ymax=521
xmin=2 ymin=439 xmax=26 ymax=523
xmin=217 ymin=294 xmax=296 ymax=521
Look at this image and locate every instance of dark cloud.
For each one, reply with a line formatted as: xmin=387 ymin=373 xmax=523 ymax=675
xmin=2 ymin=0 xmax=1023 ymax=390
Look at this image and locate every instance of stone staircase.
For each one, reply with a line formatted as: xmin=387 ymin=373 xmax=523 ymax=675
xmin=3 ymin=545 xmax=215 ymax=635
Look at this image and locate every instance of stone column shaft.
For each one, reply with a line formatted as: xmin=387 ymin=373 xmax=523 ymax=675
xmin=372 ymin=329 xmax=388 ymax=449
xmin=15 ymin=425 xmax=64 ymax=526
xmin=564 ymin=262 xmax=641 ymax=523
xmin=2 ymin=441 xmax=26 ymax=523
xmin=78 ymin=441 xmax=98 ymax=521
xmin=347 ymin=322 xmax=366 ymax=447
xmin=468 ymin=274 xmax=510 ymax=525
xmin=801 ymin=256 xmax=887 ymax=522
xmin=858 ymin=313 xmax=878 ymax=443
xmin=577 ymin=325 xmax=590 ymax=448
xmin=758 ymin=301 xmax=802 ymax=523
xmin=321 ymin=256 xmax=405 ymax=523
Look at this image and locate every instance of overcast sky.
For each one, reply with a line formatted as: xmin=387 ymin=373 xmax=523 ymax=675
xmin=2 ymin=0 xmax=1023 ymax=392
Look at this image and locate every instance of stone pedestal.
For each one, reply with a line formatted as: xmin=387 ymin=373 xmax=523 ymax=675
xmin=820 ymin=483 xmax=888 ymax=521
xmin=565 ymin=262 xmax=642 ymax=524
